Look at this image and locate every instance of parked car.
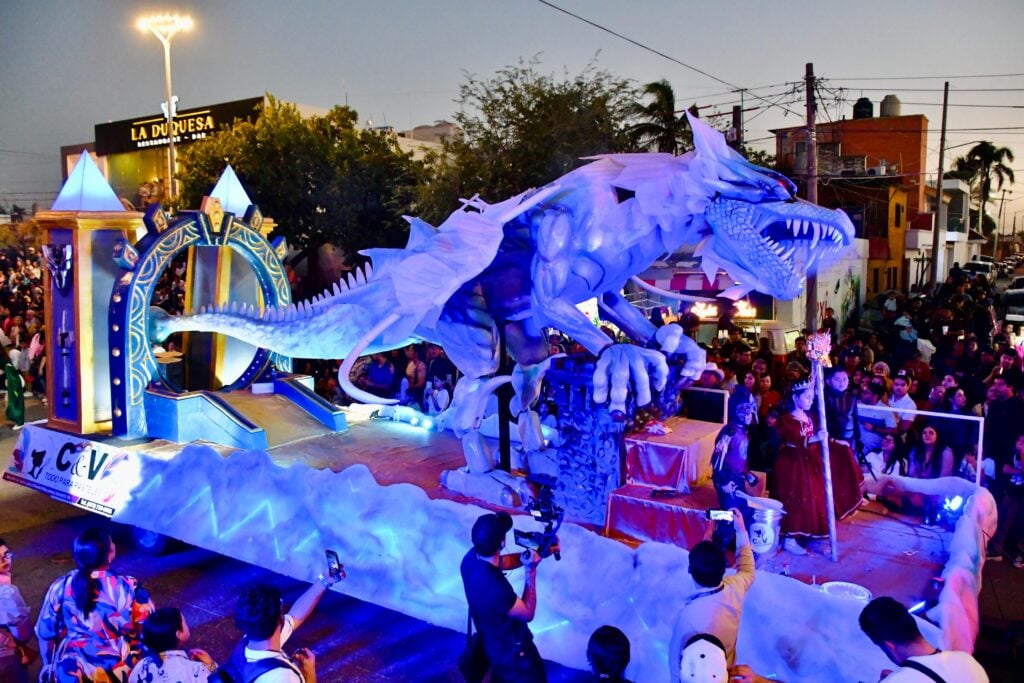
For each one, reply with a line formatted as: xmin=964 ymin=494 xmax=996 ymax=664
xmin=1003 ymin=288 xmax=1024 ymax=323
xmin=1003 ymin=275 xmax=1024 ymax=295
xmin=962 ymin=261 xmax=996 ymax=283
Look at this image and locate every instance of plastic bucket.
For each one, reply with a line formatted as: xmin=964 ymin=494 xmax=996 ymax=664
xmin=745 ymin=496 xmax=785 ymax=556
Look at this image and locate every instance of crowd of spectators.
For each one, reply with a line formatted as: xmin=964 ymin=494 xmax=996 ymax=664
xmin=1 ymin=527 xmax=341 ymax=683
xmin=680 ymin=266 xmax=1022 ymax=567
xmin=305 ymin=342 xmax=459 ymax=416
xmin=0 ymin=246 xmax=47 ymax=427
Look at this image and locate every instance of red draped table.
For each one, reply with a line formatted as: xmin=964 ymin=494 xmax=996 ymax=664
xmin=623 ymin=417 xmax=721 ymax=492
xmin=606 ymin=418 xmax=725 ymax=548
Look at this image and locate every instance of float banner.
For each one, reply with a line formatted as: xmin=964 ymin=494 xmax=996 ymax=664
xmin=94 ymin=97 xmax=263 ymax=155
xmin=3 ymin=426 xmax=143 ymax=517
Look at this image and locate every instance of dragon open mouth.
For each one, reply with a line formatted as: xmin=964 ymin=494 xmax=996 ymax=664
xmin=758 ymin=216 xmax=847 ymax=264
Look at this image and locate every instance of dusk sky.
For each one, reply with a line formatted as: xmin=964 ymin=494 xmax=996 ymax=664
xmin=2 ymin=0 xmax=1022 ymax=218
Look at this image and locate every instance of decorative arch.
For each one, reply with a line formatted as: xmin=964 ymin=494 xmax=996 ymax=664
xmin=109 ymin=199 xmax=292 ymax=438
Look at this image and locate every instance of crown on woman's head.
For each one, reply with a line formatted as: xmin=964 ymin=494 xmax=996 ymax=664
xmin=790 ymin=377 xmax=813 ymax=394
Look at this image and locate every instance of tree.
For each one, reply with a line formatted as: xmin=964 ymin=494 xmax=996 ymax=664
xmin=417 ymin=59 xmax=637 ymax=223
xmin=952 ymin=141 xmax=1015 ymax=235
xmin=739 ymin=146 xmax=776 ymax=169
xmin=625 ymin=79 xmax=695 ymax=154
xmin=177 ymin=95 xmax=423 ymax=261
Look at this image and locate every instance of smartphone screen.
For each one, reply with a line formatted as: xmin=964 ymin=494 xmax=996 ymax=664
xmin=325 ymin=549 xmax=343 ymax=578
xmin=707 ymin=510 xmax=734 ymax=522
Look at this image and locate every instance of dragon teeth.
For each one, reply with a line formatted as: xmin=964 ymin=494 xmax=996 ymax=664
xmin=355 ymin=268 xmax=366 ymax=285
xmin=364 ymin=262 xmax=373 ymax=279
xmin=811 ymin=224 xmax=820 ymax=249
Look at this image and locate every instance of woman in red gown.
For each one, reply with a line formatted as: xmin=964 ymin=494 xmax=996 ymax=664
xmin=772 ymin=379 xmax=864 ymax=554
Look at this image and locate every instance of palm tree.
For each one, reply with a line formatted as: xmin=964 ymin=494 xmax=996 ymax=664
xmin=953 ymin=141 xmax=1015 ymax=232
xmin=625 ymin=80 xmax=694 ymax=154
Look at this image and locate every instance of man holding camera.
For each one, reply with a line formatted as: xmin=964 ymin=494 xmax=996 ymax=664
xmin=668 ymin=510 xmax=755 ymax=682
xmin=461 ymin=511 xmax=552 ymax=682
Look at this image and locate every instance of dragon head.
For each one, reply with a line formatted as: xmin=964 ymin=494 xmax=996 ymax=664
xmin=686 ymin=113 xmax=855 ymax=300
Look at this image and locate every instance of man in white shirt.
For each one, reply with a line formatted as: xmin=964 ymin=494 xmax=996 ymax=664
xmin=889 ymin=372 xmax=917 ymax=437
xmin=859 ymin=596 xmax=988 ymax=682
xmin=669 ymin=510 xmax=755 ymax=681
xmin=858 ymin=383 xmax=897 ymax=454
xmin=231 ymin=568 xmax=343 ymax=683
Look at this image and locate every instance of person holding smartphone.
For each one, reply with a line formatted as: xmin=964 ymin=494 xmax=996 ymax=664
xmin=225 ymin=553 xmax=344 ymax=683
xmin=668 ymin=509 xmax=755 ymax=683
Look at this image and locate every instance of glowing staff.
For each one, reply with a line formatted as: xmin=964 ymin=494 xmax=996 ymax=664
xmin=807 ymin=332 xmax=839 ymax=561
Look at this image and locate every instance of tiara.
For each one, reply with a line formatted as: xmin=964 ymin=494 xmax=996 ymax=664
xmin=791 ymin=378 xmax=813 ymax=393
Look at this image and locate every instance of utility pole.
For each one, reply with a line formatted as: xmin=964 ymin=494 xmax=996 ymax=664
xmin=929 ymin=82 xmax=950 ymax=291
xmin=996 ymin=188 xmax=1013 ymax=260
xmin=804 ymin=63 xmax=818 ymax=331
xmin=729 ymin=105 xmax=744 ymax=151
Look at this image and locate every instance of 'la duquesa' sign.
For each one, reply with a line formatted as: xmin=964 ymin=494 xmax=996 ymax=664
xmin=95 ymin=96 xmax=263 ymax=156
xmin=130 ymin=111 xmax=218 ymax=147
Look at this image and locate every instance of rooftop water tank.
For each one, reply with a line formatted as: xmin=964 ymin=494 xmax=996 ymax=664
xmin=853 ymin=97 xmax=874 ymax=119
xmin=880 ymin=94 xmax=902 ymax=118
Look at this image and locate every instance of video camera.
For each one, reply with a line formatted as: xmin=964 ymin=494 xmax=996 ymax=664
xmin=513 ymin=477 xmax=564 ymax=561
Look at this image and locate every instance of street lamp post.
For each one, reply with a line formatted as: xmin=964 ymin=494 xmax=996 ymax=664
xmin=137 ymin=13 xmax=193 ymax=205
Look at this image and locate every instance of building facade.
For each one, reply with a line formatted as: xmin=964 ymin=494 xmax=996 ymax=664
xmin=772 ymin=97 xmax=940 ymax=295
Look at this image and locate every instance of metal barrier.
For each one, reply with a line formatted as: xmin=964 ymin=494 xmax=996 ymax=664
xmin=853 ymin=402 xmax=985 ymax=488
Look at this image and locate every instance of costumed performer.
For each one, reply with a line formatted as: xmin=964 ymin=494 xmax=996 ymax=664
xmin=712 ymin=388 xmax=760 ymax=541
xmin=771 ymin=379 xmax=864 ymax=554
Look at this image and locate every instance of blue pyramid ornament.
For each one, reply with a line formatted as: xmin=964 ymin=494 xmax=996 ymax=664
xmin=52 ymin=150 xmax=125 ymax=211
xmin=209 ymin=164 xmax=253 ymax=216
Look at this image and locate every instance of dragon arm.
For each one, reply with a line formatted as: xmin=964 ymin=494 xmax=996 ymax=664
xmin=598 ymin=292 xmax=706 ymax=381
xmin=530 ymin=214 xmax=667 ymax=413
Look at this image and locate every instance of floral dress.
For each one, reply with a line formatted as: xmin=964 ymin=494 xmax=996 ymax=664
xmin=35 ymin=570 xmax=153 ymax=682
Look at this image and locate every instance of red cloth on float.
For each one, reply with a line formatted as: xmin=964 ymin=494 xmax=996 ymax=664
xmin=771 ymin=412 xmax=863 ymax=538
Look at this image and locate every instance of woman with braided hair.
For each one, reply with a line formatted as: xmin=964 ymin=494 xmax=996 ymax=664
xmin=35 ymin=528 xmax=154 ymax=682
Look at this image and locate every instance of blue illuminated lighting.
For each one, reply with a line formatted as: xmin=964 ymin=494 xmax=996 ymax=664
xmin=533 ymin=618 xmax=571 ymax=635
xmin=209 ymin=164 xmax=254 ymax=216
xmin=421 ymin=419 xmax=433 ymax=430
xmin=908 ymin=600 xmax=929 ymax=614
xmin=52 ymin=150 xmax=126 ymax=212
xmin=944 ymin=495 xmax=964 ymax=512
xmin=219 ymin=500 xmax=283 ymax=560
xmin=409 ymin=417 xmax=419 ymax=426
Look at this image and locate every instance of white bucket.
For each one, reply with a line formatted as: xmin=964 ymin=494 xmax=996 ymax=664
xmin=745 ymin=496 xmax=785 ymax=556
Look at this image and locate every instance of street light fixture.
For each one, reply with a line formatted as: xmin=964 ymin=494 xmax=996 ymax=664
xmin=136 ymin=13 xmax=193 ymax=205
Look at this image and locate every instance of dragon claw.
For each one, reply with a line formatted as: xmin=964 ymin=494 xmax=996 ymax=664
xmin=593 ymin=344 xmax=668 ymax=414
xmin=654 ymin=323 xmax=684 ymax=355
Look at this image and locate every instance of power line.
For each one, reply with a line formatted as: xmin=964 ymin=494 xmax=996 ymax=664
xmin=827 ymin=72 xmax=1024 ymax=81
xmin=829 ymin=86 xmax=1024 ymax=92
xmin=893 ymin=102 xmax=1024 ymax=109
xmin=535 ymin=0 xmax=802 ymax=117
xmin=0 ymin=149 xmax=59 ymax=158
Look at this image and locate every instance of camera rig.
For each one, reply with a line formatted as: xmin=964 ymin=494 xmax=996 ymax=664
xmin=513 ymin=476 xmax=564 ymax=560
